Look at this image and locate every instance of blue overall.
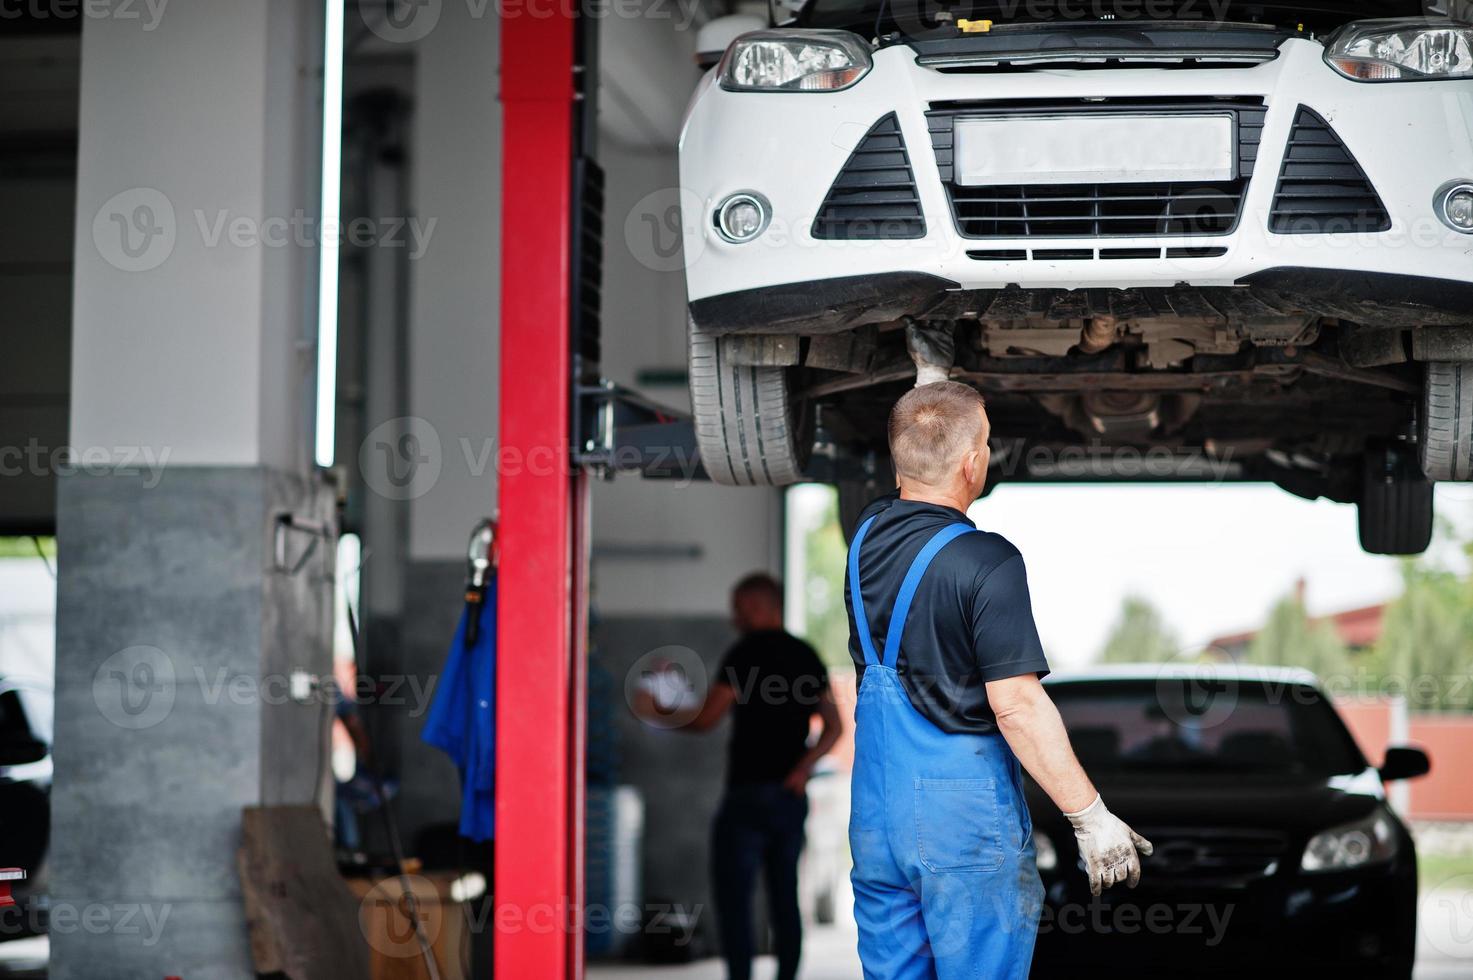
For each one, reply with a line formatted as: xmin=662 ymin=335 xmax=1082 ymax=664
xmin=848 ymin=517 xmax=1043 ymax=980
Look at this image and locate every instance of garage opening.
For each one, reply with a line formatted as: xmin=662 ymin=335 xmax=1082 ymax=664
xmin=3 ymin=1 xmax=1473 ymax=979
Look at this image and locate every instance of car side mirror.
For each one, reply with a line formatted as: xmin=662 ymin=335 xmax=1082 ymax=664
xmin=1379 ymin=746 xmax=1430 ymax=783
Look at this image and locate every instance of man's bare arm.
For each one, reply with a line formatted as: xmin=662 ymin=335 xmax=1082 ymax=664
xmin=783 ymin=685 xmax=844 ymax=795
xmin=685 ymin=682 xmax=738 ymax=732
xmin=987 ymin=673 xmax=1096 ymax=812
xmin=988 ymin=673 xmax=1153 ymax=894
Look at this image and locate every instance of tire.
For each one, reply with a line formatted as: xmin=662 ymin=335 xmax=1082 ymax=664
xmin=688 ymin=317 xmax=812 ymax=486
xmin=1420 ymin=361 xmax=1473 ymax=481
xmin=1357 ymin=448 xmax=1434 ymax=555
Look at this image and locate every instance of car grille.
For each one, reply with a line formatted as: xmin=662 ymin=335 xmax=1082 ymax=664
xmin=967 ymin=246 xmax=1229 ymax=261
xmin=1269 ymin=105 xmax=1391 ymax=235
xmin=811 ymin=112 xmax=926 ymax=241
xmin=1137 ymin=828 xmax=1288 ymax=885
xmin=927 ymin=98 xmax=1267 ymax=239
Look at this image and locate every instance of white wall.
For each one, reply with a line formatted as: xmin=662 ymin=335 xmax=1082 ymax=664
xmin=69 ymin=0 xmax=322 ymax=471
xmin=405 ymin=2 xmax=502 ymax=561
xmin=591 ymin=13 xmax=785 ymax=617
xmin=394 ymin=0 xmax=785 ymax=605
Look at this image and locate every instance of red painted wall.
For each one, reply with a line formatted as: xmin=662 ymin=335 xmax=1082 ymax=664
xmin=1337 ymin=697 xmax=1395 ymax=766
xmin=1408 ymin=717 xmax=1473 ymax=820
xmin=1336 ymin=696 xmax=1473 ymax=820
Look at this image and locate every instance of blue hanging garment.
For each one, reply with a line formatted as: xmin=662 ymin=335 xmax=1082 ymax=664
xmin=421 ymin=579 xmax=497 ymax=842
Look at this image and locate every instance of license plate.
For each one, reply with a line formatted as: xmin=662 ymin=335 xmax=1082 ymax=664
xmin=953 ymin=113 xmax=1235 ymax=186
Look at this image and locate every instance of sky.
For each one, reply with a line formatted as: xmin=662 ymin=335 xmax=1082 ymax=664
xmin=789 ymin=480 xmax=1473 ymax=672
xmin=965 ymin=482 xmax=1473 ymax=669
xmin=0 ymin=559 xmax=57 ymax=683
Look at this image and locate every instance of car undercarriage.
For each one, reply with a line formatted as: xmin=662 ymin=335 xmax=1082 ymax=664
xmin=693 ymin=273 xmax=1472 ymax=554
xmin=680 ymin=0 xmax=1473 ymax=555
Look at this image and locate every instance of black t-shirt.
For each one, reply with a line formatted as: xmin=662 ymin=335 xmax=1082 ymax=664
xmin=715 ymin=630 xmax=829 ymax=786
xmin=845 ymin=493 xmax=1050 ymax=734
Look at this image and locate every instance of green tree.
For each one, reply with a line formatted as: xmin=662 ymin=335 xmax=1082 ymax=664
xmin=1099 ymin=595 xmax=1179 ymax=664
xmin=0 ymin=537 xmax=54 ymax=559
xmin=1369 ymin=547 xmax=1473 ymax=712
xmin=800 ymin=488 xmax=854 ymax=669
xmin=1245 ymin=593 xmax=1350 ymax=680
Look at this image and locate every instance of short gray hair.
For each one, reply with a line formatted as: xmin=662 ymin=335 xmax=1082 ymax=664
xmin=888 ymin=382 xmax=987 ymax=484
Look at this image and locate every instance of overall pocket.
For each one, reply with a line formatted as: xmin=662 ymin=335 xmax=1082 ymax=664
xmin=913 ymin=778 xmax=1005 ymax=873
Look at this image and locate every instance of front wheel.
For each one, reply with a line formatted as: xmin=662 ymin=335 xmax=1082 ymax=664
xmin=1357 ymin=447 xmax=1434 ymax=555
xmin=1420 ymin=361 xmax=1473 ymax=481
xmin=687 ymin=317 xmax=812 ymax=486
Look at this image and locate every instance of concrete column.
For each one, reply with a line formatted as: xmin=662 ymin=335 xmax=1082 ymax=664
xmin=52 ymin=3 xmax=332 ymax=978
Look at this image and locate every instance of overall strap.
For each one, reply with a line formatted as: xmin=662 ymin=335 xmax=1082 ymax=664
xmin=881 ymin=524 xmax=977 ymax=670
xmin=847 ymin=515 xmax=881 ymax=667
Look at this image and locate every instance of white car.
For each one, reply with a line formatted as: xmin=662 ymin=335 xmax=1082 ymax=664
xmin=678 ymin=1 xmax=1473 ymax=554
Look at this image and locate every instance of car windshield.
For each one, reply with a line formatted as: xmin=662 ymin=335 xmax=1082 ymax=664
xmin=1048 ymin=679 xmax=1367 ymax=777
xmin=799 ymin=0 xmax=1426 ymax=36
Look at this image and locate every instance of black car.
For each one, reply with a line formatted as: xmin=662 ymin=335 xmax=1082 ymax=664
xmin=0 ymin=678 xmax=52 ymax=941
xmin=1027 ymin=667 xmax=1430 ymax=980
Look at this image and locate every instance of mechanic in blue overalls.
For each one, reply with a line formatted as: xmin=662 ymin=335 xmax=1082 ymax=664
xmin=845 ymin=381 xmax=1154 ymax=979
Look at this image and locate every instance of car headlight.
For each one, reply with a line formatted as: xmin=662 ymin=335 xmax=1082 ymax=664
xmin=719 ymin=30 xmax=872 ymax=92
xmin=1300 ymin=810 xmax=1399 ymax=872
xmin=1326 ymin=18 xmax=1473 ymax=81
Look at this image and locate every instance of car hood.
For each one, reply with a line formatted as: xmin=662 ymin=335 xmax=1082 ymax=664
xmin=804 ymin=0 xmax=1427 ymax=38
xmin=903 ymin=20 xmax=1295 ymax=66
xmin=1026 ymin=768 xmax=1387 ymax=835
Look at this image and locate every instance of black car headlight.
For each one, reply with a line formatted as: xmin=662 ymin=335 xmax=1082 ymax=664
xmin=1326 ymin=18 xmax=1473 ymax=81
xmin=719 ymin=30 xmax=873 ymax=92
xmin=1300 ymin=810 xmax=1399 ymax=872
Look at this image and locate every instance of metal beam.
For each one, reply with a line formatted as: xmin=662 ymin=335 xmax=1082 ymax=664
xmin=495 ymin=4 xmax=585 ymax=977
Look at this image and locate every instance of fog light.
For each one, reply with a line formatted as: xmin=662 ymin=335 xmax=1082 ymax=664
xmin=715 ymin=192 xmax=769 ymax=244
xmin=1435 ymin=182 xmax=1473 ymax=234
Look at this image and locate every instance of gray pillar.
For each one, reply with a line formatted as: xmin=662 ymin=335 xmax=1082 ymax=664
xmin=52 ymin=2 xmax=332 ymax=978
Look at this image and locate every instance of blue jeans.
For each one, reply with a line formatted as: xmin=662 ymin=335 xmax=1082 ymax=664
xmin=711 ymin=782 xmax=808 ymax=980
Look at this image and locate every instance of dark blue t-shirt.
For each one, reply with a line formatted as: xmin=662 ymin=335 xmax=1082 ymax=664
xmin=844 ymin=493 xmax=1050 ymax=734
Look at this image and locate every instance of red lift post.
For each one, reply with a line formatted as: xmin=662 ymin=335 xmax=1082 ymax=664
xmin=495 ymin=3 xmax=588 ymax=979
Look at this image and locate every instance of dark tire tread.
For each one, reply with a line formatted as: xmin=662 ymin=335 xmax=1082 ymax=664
xmin=688 ymin=318 xmax=809 ymax=486
xmin=1421 ymin=361 xmax=1473 ymax=482
xmin=1358 ymin=450 xmax=1434 ymax=555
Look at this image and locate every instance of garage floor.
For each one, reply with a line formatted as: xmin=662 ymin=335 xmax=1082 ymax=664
xmin=587 ymin=885 xmax=1473 ymax=980
xmin=588 ymin=920 xmax=861 ymax=980
xmin=0 ymin=890 xmax=1466 ymax=977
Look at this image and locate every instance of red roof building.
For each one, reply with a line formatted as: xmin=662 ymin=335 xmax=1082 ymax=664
xmin=1208 ymin=579 xmax=1387 ymax=656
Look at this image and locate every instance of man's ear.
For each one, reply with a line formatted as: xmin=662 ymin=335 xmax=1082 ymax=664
xmin=961 ymin=450 xmax=980 ymax=486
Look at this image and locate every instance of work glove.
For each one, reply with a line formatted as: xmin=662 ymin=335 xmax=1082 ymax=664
xmin=1064 ymin=794 xmax=1153 ymax=896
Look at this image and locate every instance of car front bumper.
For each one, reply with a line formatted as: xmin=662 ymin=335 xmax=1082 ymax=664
xmin=679 ymin=38 xmax=1473 ymax=320
xmin=1029 ymin=860 xmax=1418 ymax=977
